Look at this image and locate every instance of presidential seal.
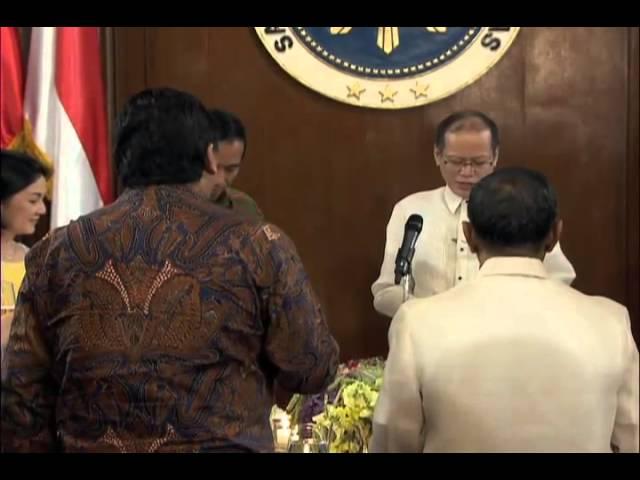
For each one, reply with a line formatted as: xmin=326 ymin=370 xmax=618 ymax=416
xmin=255 ymin=27 xmax=520 ymax=109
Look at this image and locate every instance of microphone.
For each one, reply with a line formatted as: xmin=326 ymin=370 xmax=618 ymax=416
xmin=394 ymin=214 xmax=423 ymax=285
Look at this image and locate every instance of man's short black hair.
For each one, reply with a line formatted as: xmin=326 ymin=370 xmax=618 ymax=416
xmin=208 ymin=109 xmax=247 ymax=159
xmin=114 ymin=87 xmax=216 ymax=188
xmin=435 ymin=110 xmax=499 ymax=154
xmin=468 ymin=167 xmax=558 ymax=249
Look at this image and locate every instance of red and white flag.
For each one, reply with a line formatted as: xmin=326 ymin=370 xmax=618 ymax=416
xmin=24 ymin=27 xmax=113 ymax=229
xmin=0 ymin=27 xmax=25 ymax=149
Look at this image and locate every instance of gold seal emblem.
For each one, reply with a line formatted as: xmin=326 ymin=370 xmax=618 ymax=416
xmin=255 ymin=27 xmax=520 ymax=109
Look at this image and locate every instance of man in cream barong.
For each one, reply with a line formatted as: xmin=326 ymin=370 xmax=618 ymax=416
xmin=370 ymin=167 xmax=638 ymax=453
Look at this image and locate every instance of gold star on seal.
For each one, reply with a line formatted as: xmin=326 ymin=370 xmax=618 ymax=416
xmin=410 ymin=81 xmax=430 ymax=99
xmin=379 ymin=85 xmax=398 ymax=103
xmin=346 ymin=82 xmax=366 ymax=100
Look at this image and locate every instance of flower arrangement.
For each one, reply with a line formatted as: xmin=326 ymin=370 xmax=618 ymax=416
xmin=284 ymin=357 xmax=385 ymax=453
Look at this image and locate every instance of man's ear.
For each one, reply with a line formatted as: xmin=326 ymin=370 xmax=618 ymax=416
xmin=434 ymin=146 xmax=442 ymax=166
xmin=204 ymin=143 xmax=218 ymax=175
xmin=462 ymin=221 xmax=479 ymax=254
xmin=544 ymin=218 xmax=562 ymax=253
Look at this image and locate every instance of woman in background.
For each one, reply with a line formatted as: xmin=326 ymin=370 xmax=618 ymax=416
xmin=1 ymin=149 xmax=50 ymax=354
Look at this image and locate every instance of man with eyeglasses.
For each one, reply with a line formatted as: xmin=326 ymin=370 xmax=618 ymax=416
xmin=371 ymin=111 xmax=576 ymax=318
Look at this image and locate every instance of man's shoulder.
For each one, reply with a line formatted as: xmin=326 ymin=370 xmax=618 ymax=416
xmin=227 ymin=187 xmax=258 ymax=204
xmin=533 ymin=283 xmax=633 ymax=347
xmin=407 ymin=280 xmax=467 ymax=307
xmin=394 ymin=282 xmax=470 ymax=331
xmin=244 ymin=222 xmax=296 ymax=252
xmin=231 ymin=222 xmax=302 ymax=280
xmin=404 ymin=279 xmax=629 ymax=326
xmin=226 ymin=188 xmax=264 ymax=219
xmin=561 ymin=286 xmax=629 ymax=320
xmin=24 ymin=225 xmax=68 ymax=269
xmin=394 ymin=187 xmax=445 ymax=211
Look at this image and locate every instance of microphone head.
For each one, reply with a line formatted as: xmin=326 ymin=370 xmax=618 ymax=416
xmin=406 ymin=214 xmax=423 ymax=233
xmin=395 ymin=214 xmax=424 ymax=284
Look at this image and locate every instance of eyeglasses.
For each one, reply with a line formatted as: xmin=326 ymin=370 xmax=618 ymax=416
xmin=441 ymin=156 xmax=494 ymax=172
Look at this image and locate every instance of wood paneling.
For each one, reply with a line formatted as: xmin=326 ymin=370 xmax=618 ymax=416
xmin=112 ymin=27 xmax=640 ymax=359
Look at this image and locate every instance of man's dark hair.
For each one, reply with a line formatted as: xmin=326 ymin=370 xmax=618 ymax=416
xmin=114 ymin=87 xmax=217 ymax=188
xmin=435 ymin=110 xmax=499 ymax=154
xmin=208 ymin=109 xmax=247 ymax=159
xmin=1 ymin=149 xmax=52 ymax=202
xmin=468 ymin=167 xmax=558 ymax=249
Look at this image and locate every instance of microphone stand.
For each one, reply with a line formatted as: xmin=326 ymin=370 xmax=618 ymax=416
xmin=400 ymin=267 xmax=414 ymax=303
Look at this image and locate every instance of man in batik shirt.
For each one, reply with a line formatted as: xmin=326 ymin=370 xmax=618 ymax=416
xmin=1 ymin=88 xmax=339 ymax=453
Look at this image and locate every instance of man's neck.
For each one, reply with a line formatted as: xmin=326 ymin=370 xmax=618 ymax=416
xmin=477 ymin=249 xmax=545 ymax=267
xmin=167 ymin=181 xmax=216 ymax=202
